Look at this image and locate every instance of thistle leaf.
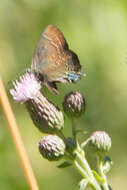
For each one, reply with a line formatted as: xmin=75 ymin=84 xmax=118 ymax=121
xmin=92 ymin=170 xmax=105 ymax=183
xmin=57 ymin=161 xmax=72 ymax=168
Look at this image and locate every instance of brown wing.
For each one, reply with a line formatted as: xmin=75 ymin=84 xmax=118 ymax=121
xmin=31 ymin=24 xmax=69 ymax=82
xmin=43 ymin=24 xmax=69 ymax=51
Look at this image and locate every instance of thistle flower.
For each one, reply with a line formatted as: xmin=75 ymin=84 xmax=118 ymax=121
xmin=10 ymin=71 xmax=41 ymax=103
xmin=63 ymin=91 xmax=86 ymax=118
xmin=39 ymin=135 xmax=65 ymax=161
xmin=89 ymin=131 xmax=111 ymax=152
xmin=10 ymin=71 xmax=64 ymax=134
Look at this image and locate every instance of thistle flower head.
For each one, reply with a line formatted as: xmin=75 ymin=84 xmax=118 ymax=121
xmin=25 ymin=93 xmax=64 ymax=134
xmin=10 ymin=71 xmax=41 ymax=103
xmin=39 ymin=135 xmax=65 ymax=161
xmin=89 ymin=131 xmax=111 ymax=152
xmin=63 ymin=91 xmax=86 ymax=118
xmin=10 ymin=71 xmax=64 ymax=134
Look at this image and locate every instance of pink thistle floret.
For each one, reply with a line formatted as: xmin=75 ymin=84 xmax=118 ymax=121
xmin=10 ymin=72 xmax=41 ymax=103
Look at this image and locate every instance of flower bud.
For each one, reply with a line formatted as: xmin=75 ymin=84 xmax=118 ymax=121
xmin=39 ymin=135 xmax=65 ymax=161
xmin=25 ymin=93 xmax=64 ymax=133
xmin=102 ymin=156 xmax=112 ymax=174
xmin=89 ymin=131 xmax=111 ymax=152
xmin=63 ymin=91 xmax=86 ymax=118
xmin=10 ymin=71 xmax=64 ymax=134
xmin=65 ymin=137 xmax=76 ymax=152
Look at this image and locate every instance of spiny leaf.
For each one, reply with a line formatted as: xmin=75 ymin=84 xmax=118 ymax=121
xmin=92 ymin=170 xmax=105 ymax=183
xmin=57 ymin=161 xmax=72 ymax=168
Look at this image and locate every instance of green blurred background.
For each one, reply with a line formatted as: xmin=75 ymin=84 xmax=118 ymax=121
xmin=0 ymin=0 xmax=127 ymax=189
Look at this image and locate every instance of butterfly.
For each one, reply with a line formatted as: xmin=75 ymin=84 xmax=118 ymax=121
xmin=31 ymin=24 xmax=82 ymax=94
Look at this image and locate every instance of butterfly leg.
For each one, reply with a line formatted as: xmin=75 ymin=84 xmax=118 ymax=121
xmin=44 ymin=81 xmax=59 ymax=95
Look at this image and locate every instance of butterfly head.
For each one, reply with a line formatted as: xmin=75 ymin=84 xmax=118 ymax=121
xmin=70 ymin=50 xmax=81 ymax=73
xmin=64 ymin=50 xmax=82 ymax=83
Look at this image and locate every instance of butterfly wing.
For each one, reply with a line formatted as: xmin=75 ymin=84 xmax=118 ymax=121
xmin=31 ymin=24 xmax=82 ymax=94
xmin=31 ymin=24 xmax=70 ymax=82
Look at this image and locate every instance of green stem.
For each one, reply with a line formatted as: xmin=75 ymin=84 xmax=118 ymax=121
xmin=73 ymin=160 xmax=89 ymax=179
xmin=99 ymin=161 xmax=109 ymax=190
xmin=57 ymin=130 xmax=66 ymax=141
xmin=73 ymin=145 xmax=101 ymax=190
xmin=81 ymin=138 xmax=90 ymax=149
xmin=71 ymin=118 xmax=77 ymax=139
